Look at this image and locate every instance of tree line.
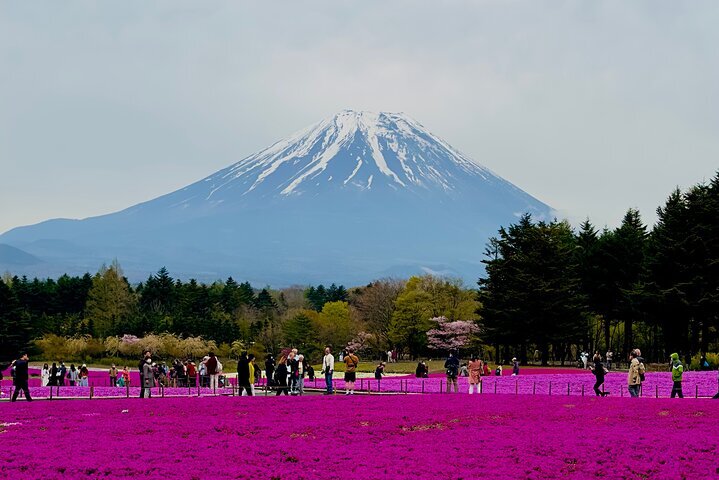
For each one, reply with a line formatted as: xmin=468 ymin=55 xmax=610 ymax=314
xmin=479 ymin=172 xmax=719 ymax=365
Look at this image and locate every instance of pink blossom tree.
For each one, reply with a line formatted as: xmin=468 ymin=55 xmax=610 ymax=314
xmin=426 ymin=316 xmax=481 ymax=353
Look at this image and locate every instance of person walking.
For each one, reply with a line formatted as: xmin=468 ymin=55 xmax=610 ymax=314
xmin=343 ymin=349 xmax=359 ymax=395
xmin=590 ymin=353 xmax=609 ymax=396
xmin=109 ymin=364 xmax=118 ymax=387
xmin=41 ymin=363 xmax=50 ymax=387
xmin=142 ymin=358 xmax=153 ymax=398
xmin=627 ymin=349 xmax=645 ymax=398
xmin=606 ymin=350 xmax=613 ymax=371
xmin=274 ymin=356 xmax=289 ymax=396
xmin=468 ymin=355 xmax=482 ymax=394
xmin=670 ymin=353 xmax=684 ymax=398
xmin=512 ymin=357 xmax=520 ymax=376
xmin=10 ymin=353 xmax=32 ymax=402
xmin=322 ymin=347 xmax=335 ymax=395
xmin=237 ymin=352 xmax=252 ymax=396
xmin=444 ymin=351 xmax=460 ymax=393
xmin=138 ymin=350 xmax=152 ymax=398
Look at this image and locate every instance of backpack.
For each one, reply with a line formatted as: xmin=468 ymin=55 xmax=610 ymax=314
xmin=638 ymin=362 xmax=646 ymax=382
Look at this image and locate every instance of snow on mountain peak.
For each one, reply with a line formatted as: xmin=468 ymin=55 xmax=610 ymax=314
xmin=202 ymin=110 xmax=497 ymax=202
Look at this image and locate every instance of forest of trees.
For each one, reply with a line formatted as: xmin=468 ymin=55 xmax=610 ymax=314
xmin=480 ymin=173 xmax=719 ymax=365
xmin=1 ymin=172 xmax=717 ymax=366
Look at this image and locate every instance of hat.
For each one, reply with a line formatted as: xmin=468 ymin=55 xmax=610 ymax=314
xmin=512 ymin=358 xmax=517 ymax=362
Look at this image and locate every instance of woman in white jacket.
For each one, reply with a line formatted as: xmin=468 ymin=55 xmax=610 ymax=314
xmin=41 ymin=363 xmax=50 ymax=386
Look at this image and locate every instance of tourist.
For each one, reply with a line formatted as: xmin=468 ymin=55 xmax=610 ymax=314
xmin=10 ymin=353 xmax=32 ymax=402
xmin=79 ymin=364 xmax=89 ymax=387
xmin=248 ymin=354 xmax=257 ymax=395
xmin=41 ymin=363 xmax=50 ymax=387
xmin=322 ymin=347 xmax=334 ymax=395
xmin=374 ymin=362 xmax=385 ymax=384
xmin=122 ymin=366 xmax=130 ymax=386
xmin=482 ymin=361 xmax=491 ymax=376
xmin=204 ymin=352 xmax=219 ymax=391
xmin=109 ymin=364 xmax=118 ymax=387
xmin=343 ymin=348 xmax=359 ymax=395
xmin=580 ymin=352 xmax=589 ymax=370
xmin=307 ymin=364 xmax=315 ymax=382
xmin=460 ymin=363 xmax=469 ymax=377
xmin=297 ymin=354 xmax=306 ymax=395
xmin=512 ymin=357 xmax=519 ymax=376
xmin=444 ymin=351 xmax=460 ymax=393
xmin=265 ymin=355 xmax=275 ymax=387
xmin=606 ymin=350 xmax=613 ymax=370
xmin=68 ymin=364 xmax=79 ymax=386
xmin=421 ymin=361 xmax=429 ymax=378
xmin=59 ymin=361 xmax=67 ymax=386
xmin=415 ymin=361 xmax=424 ymax=378
xmin=699 ymin=355 xmax=709 ymax=371
xmin=274 ymin=356 xmax=289 ymax=396
xmin=48 ymin=362 xmax=58 ymax=387
xmin=495 ymin=365 xmax=502 ymax=376
xmin=670 ymin=353 xmax=684 ymax=398
xmin=387 ymin=350 xmax=393 ymax=363
xmin=468 ymin=355 xmax=482 ymax=394
xmin=237 ymin=351 xmax=251 ymax=396
xmin=142 ymin=358 xmax=153 ymax=398
xmin=288 ymin=351 xmax=300 ymax=395
xmin=187 ymin=360 xmax=197 ymax=387
xmin=590 ymin=353 xmax=608 ymax=396
xmin=627 ymin=349 xmax=645 ymax=398
xmin=138 ymin=350 xmax=152 ymax=398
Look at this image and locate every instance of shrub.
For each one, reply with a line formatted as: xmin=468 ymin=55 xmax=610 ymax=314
xmin=690 ymin=352 xmax=719 ymax=370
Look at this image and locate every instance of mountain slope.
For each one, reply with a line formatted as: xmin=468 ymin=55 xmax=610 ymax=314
xmin=0 ymin=110 xmax=553 ymax=284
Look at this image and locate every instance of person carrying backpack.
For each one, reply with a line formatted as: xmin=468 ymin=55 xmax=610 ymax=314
xmin=670 ymin=352 xmax=683 ymax=398
xmin=444 ymin=351 xmax=460 ymax=393
xmin=627 ymin=348 xmax=645 ymax=398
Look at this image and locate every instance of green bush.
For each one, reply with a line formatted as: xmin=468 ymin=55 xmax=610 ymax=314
xmin=690 ymin=352 xmax=718 ymax=370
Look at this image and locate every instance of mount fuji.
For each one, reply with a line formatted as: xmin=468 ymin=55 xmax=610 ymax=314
xmin=0 ymin=110 xmax=553 ymax=285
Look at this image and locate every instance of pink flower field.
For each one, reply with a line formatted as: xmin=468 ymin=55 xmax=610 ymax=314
xmin=2 ymin=394 xmax=718 ymax=479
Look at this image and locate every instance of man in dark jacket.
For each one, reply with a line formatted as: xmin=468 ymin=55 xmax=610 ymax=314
xmin=444 ymin=352 xmax=460 ymax=393
xmin=237 ymin=352 xmax=252 ymax=396
xmin=11 ymin=353 xmax=32 ymax=402
xmin=265 ymin=355 xmax=275 ymax=386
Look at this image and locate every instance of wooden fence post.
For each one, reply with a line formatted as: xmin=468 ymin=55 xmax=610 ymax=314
xmin=549 ymin=383 xmax=552 ymax=396
xmin=533 ymin=382 xmax=536 ymax=395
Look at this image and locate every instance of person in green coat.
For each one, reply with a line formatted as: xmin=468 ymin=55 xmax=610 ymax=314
xmin=670 ymin=352 xmax=683 ymax=398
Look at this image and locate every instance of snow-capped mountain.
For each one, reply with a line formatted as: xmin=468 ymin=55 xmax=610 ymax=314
xmin=0 ymin=110 xmax=553 ymax=285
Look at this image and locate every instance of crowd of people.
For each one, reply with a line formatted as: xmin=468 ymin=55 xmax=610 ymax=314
xmin=4 ymin=346 xmax=719 ymax=401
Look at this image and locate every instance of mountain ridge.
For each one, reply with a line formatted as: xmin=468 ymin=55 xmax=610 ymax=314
xmin=0 ymin=110 xmax=553 ymax=285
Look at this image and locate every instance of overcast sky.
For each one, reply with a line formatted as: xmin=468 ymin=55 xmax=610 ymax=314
xmin=2 ymin=1 xmax=718 ymax=234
